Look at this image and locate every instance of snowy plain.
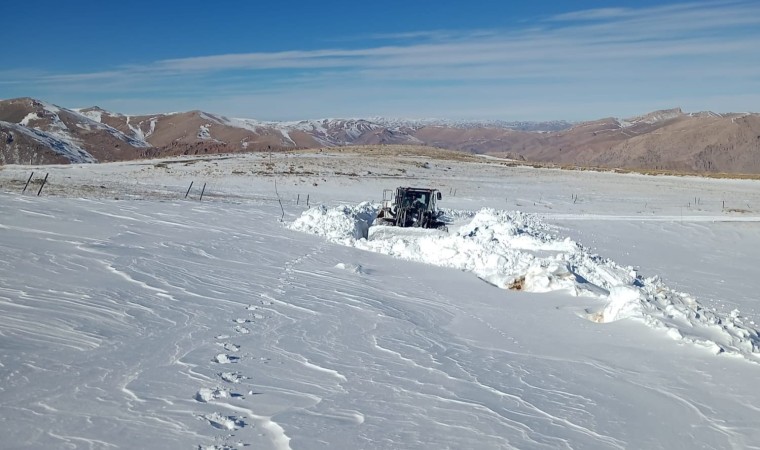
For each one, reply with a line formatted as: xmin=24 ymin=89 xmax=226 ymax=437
xmin=1 ymin=149 xmax=760 ymax=449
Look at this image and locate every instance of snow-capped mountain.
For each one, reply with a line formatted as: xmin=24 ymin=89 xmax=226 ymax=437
xmin=370 ymin=117 xmax=574 ymax=132
xmin=2 ymin=97 xmax=760 ymax=174
xmin=0 ymin=98 xmax=150 ymax=164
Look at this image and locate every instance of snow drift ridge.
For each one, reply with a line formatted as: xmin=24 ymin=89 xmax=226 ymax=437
xmin=290 ymin=203 xmax=760 ymax=363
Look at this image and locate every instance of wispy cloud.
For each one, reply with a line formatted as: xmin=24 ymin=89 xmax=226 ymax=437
xmin=548 ymin=7 xmax=634 ymax=22
xmin=4 ymin=1 xmax=759 ymax=119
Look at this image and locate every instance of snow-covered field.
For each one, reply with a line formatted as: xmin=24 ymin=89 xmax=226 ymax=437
xmin=1 ymin=150 xmax=760 ymax=449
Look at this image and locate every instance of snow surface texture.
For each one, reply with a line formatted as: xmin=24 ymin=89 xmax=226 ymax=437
xmin=291 ymin=204 xmax=760 ymax=362
xmin=2 ymin=151 xmax=760 ymax=449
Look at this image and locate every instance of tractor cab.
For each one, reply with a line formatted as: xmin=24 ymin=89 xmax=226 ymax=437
xmin=376 ymin=187 xmax=446 ymax=229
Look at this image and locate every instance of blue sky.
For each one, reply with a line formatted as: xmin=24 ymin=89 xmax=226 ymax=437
xmin=2 ymin=0 xmax=759 ymax=121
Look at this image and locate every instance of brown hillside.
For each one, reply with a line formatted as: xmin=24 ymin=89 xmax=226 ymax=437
xmin=0 ymin=98 xmax=146 ymax=163
xmin=4 ymin=98 xmax=760 ymax=175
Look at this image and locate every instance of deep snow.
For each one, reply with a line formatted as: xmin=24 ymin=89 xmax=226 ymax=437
xmin=290 ymin=203 xmax=760 ymax=361
xmin=1 ymin=150 xmax=760 ymax=449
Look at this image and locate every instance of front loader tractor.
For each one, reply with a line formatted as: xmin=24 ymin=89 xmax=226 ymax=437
xmin=375 ymin=187 xmax=447 ymax=229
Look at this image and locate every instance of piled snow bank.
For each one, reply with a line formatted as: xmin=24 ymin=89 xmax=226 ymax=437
xmin=290 ymin=202 xmax=378 ymax=242
xmin=290 ymin=205 xmax=760 ymax=363
xmin=599 ymin=286 xmax=644 ymax=322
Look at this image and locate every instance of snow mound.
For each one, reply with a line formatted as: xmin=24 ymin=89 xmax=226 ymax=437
xmin=290 ymin=202 xmax=378 ymax=242
xmin=290 ymin=204 xmax=760 ymax=363
xmin=590 ymin=286 xmax=643 ymax=322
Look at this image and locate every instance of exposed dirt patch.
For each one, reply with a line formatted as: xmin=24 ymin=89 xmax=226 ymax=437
xmin=509 ymin=276 xmax=525 ymax=291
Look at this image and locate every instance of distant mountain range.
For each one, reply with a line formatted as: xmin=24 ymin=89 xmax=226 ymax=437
xmin=2 ymin=97 xmax=759 ymax=174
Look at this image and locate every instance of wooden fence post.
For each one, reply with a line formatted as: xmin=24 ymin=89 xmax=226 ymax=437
xmin=37 ymin=173 xmax=49 ymax=196
xmin=22 ymin=172 xmax=34 ymax=194
xmin=199 ymin=183 xmax=206 ymax=201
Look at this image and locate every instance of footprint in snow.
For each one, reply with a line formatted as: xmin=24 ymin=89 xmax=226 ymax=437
xmin=218 ymin=342 xmax=240 ymax=352
xmin=214 ymin=334 xmax=231 ymax=340
xmin=219 ymin=372 xmax=246 ymax=383
xmin=200 ymin=412 xmax=245 ymax=430
xmin=233 ymin=318 xmax=251 ymax=324
xmin=233 ymin=325 xmax=250 ymax=334
xmin=195 ymin=387 xmax=229 ymax=403
xmin=212 ymin=354 xmax=239 ymax=364
xmin=195 ymin=387 xmax=245 ymax=403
